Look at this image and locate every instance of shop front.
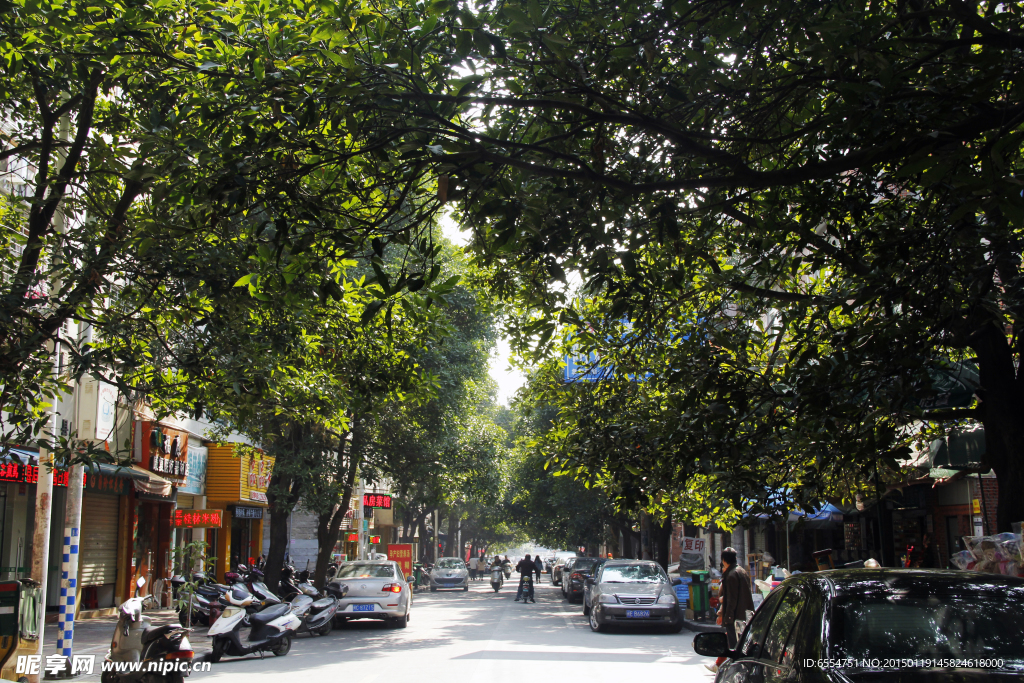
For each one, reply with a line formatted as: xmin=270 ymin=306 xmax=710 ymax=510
xmin=205 ymin=445 xmax=273 ymax=581
xmin=0 ymin=448 xmax=144 ymax=609
xmin=173 ymin=441 xmax=208 ymax=569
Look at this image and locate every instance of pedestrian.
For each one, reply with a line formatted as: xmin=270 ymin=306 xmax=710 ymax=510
xmin=706 ymin=547 xmax=754 ymax=673
xmin=468 ymin=555 xmax=479 ymax=581
xmin=533 ymin=554 xmax=543 ymax=582
xmin=515 ymin=554 xmax=536 ymax=602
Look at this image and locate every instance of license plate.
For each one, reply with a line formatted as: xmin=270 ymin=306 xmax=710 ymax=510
xmin=352 ymin=604 xmax=374 ymax=612
xmin=626 ymin=610 xmax=650 ymax=618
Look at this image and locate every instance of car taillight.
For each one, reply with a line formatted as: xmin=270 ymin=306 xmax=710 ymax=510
xmin=571 ymin=573 xmax=582 ymax=582
xmin=381 ymin=583 xmax=403 ymax=593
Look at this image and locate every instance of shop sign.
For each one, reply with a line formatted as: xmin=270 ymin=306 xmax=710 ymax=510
xmin=179 ymin=444 xmax=207 ymax=495
xmin=388 ymin=544 xmax=413 ymax=576
xmin=679 ymin=536 xmax=706 ymax=555
xmin=345 ymin=532 xmax=358 ymax=542
xmin=86 ymin=471 xmax=132 ymax=495
xmin=241 ymin=452 xmax=274 ymax=503
xmin=149 ymin=455 xmax=186 ymax=478
xmin=96 ymin=382 xmax=117 ymax=441
xmin=362 ymin=493 xmax=392 ymax=509
xmin=173 ymin=509 xmax=223 ymax=528
xmin=233 ymin=506 xmax=263 ymax=519
xmin=0 ymin=462 xmax=131 ymax=494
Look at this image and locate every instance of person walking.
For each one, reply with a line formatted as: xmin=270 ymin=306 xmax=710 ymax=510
xmin=468 ymin=555 xmax=479 ymax=581
xmin=706 ymin=547 xmax=754 ymax=673
xmin=533 ymin=554 xmax=543 ymax=582
xmin=515 ymin=554 xmax=536 ymax=602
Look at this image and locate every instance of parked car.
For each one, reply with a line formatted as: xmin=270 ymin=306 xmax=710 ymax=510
xmin=558 ymin=557 xmax=579 ymax=594
xmin=564 ymin=557 xmax=604 ymax=603
xmin=545 ymin=556 xmax=556 ymax=575
xmin=578 ymin=558 xmax=607 ymax=607
xmin=551 ymin=551 xmax=578 ymax=586
xmin=327 ymin=560 xmax=412 ymax=628
xmin=584 ymin=559 xmax=682 ymax=633
xmin=693 ymin=569 xmax=1024 ymax=682
xmin=429 ymin=557 xmax=469 ymax=591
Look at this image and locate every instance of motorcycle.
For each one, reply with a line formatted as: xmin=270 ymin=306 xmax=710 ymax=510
xmin=501 ymin=561 xmax=512 ymax=579
xmin=206 ymin=584 xmax=300 ymax=662
xmin=103 ymin=578 xmax=195 ymax=683
xmin=171 ymin=572 xmax=233 ymax=627
xmin=517 ymin=574 xmax=534 ymax=602
xmin=490 ymin=566 xmax=504 ymax=593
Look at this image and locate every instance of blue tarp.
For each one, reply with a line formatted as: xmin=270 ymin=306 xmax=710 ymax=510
xmin=751 ymin=503 xmax=844 ymax=528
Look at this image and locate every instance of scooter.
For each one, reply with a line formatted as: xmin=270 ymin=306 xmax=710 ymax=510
xmin=103 ymin=578 xmax=195 ymax=683
xmin=206 ymin=584 xmax=300 ymax=662
xmin=287 ymin=590 xmax=340 ymax=637
xmin=516 ymin=574 xmax=534 ymax=603
xmin=243 ymin=566 xmax=283 ymax=606
xmin=490 ymin=566 xmax=504 ymax=593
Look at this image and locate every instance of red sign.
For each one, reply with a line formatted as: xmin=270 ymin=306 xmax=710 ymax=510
xmin=345 ymin=532 xmax=358 ymax=542
xmin=173 ymin=509 xmax=223 ymax=528
xmin=362 ymin=493 xmax=392 ymax=509
xmin=388 ymin=544 xmax=413 ymax=578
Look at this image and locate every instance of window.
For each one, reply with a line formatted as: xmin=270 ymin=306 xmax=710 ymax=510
xmin=335 ymin=563 xmax=396 ymax=579
xmin=740 ymin=588 xmax=786 ymax=658
xmin=435 ymin=558 xmax=465 ymax=569
xmin=599 ymin=563 xmax=668 ymax=583
xmin=763 ymin=588 xmax=806 ymax=663
xmin=831 ymin=588 xmax=1024 ymax=665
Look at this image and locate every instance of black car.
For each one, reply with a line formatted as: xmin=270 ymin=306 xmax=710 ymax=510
xmin=693 ymin=569 xmax=1024 ymax=682
xmin=563 ymin=557 xmax=605 ymax=603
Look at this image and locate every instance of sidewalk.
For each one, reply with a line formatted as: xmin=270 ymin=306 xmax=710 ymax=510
xmin=42 ymin=609 xmax=212 ymax=658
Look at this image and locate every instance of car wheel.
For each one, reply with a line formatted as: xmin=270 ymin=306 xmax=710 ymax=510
xmin=589 ymin=609 xmax=605 ymax=633
xmin=666 ymin=621 xmax=684 ymax=634
xmin=583 ymin=601 xmax=590 ymax=616
xmin=272 ymin=635 xmax=292 ymax=656
xmin=398 ymin=612 xmax=409 ymax=628
xmin=463 ymin=585 xmax=469 ymax=592
xmin=333 ymin=616 xmax=347 ymax=628
xmin=430 ymin=586 xmax=437 ymax=592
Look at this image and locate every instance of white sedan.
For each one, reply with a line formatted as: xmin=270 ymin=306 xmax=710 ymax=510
xmin=429 ymin=557 xmax=469 ymax=591
xmin=327 ymin=561 xmax=412 ymax=628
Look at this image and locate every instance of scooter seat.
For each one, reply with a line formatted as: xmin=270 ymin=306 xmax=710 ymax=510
xmin=251 ymin=603 xmax=289 ymax=624
xmin=311 ymin=598 xmax=334 ymax=611
xmin=141 ymin=624 xmax=176 ymax=644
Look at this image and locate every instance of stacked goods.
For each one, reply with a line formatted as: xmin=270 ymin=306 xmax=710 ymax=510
xmin=950 ymin=530 xmax=1023 ymax=576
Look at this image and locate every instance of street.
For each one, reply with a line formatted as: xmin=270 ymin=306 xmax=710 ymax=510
xmin=186 ymin=580 xmax=708 ymax=683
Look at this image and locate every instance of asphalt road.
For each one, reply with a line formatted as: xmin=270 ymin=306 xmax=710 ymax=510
xmin=190 ymin=578 xmax=713 ymax=683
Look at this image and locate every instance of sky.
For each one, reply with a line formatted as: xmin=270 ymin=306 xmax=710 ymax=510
xmin=440 ymin=214 xmax=527 ymax=406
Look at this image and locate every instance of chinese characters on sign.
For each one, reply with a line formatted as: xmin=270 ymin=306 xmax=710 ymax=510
xmin=173 ymin=509 xmax=223 ymax=528
xmin=362 ymin=493 xmax=392 ymax=509
xmin=388 ymin=544 xmax=413 ymax=576
xmin=241 ymin=452 xmax=274 ymax=503
xmin=680 ymin=536 xmax=706 ymax=556
xmin=232 ymin=506 xmax=263 ymax=519
xmin=0 ymin=463 xmax=69 ymax=486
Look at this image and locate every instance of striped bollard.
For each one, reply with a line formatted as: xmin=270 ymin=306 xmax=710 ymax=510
xmin=56 ymin=466 xmax=84 ymax=669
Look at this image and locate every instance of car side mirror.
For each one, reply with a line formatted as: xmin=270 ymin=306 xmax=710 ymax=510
xmin=585 ymin=577 xmax=595 ymax=585
xmin=692 ymin=632 xmax=730 ymax=657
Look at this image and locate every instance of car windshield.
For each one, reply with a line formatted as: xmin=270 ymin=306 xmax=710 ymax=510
xmin=436 ymin=559 xmax=465 ymax=569
xmin=600 ymin=564 xmax=666 ymax=583
xmin=832 ymin=589 xmax=1024 ymax=665
xmin=573 ymin=558 xmax=599 ymax=572
xmin=335 ymin=563 xmax=395 ymax=579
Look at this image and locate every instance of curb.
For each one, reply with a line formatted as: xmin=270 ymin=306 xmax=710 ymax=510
xmin=681 ymin=618 xmax=726 ymax=634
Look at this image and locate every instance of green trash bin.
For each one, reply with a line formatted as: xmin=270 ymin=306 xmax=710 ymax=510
xmin=688 ymin=570 xmax=711 ymax=618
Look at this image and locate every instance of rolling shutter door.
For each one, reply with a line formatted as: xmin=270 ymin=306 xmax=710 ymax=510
xmin=80 ymin=493 xmax=120 ymax=586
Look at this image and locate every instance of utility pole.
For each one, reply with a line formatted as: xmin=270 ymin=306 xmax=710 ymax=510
xmin=29 ymin=110 xmax=71 ymax=683
xmin=55 ymin=465 xmax=83 ymax=667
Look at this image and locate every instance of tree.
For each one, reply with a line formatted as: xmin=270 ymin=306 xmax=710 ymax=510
xmin=378 ymin=0 xmax=1024 ymax=528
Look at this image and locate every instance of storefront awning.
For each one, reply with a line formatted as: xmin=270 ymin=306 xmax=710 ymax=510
xmin=930 ymin=427 xmax=984 ymax=470
xmin=133 ymin=466 xmax=174 ymax=499
xmin=86 ymin=462 xmax=149 ymax=480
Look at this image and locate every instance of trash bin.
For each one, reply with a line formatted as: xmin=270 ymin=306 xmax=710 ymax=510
xmin=687 ymin=570 xmax=711 ymax=619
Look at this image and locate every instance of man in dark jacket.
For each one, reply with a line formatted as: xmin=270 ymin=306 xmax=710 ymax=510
xmin=515 ymin=554 xmax=536 ymax=602
xmin=717 ymin=547 xmax=755 ymax=647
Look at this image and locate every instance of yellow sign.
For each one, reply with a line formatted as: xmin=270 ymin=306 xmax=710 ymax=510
xmin=241 ymin=452 xmax=274 ymax=504
xmin=972 ymin=499 xmax=981 ymax=514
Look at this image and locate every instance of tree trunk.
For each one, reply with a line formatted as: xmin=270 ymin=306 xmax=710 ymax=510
xmin=972 ymin=324 xmax=1024 ymax=532
xmin=417 ymin=514 xmax=430 ymax=562
xmin=263 ymin=422 xmax=307 ymax=592
xmin=444 ymin=507 xmax=459 ymax=556
xmin=313 ymin=420 xmax=365 ymax=587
